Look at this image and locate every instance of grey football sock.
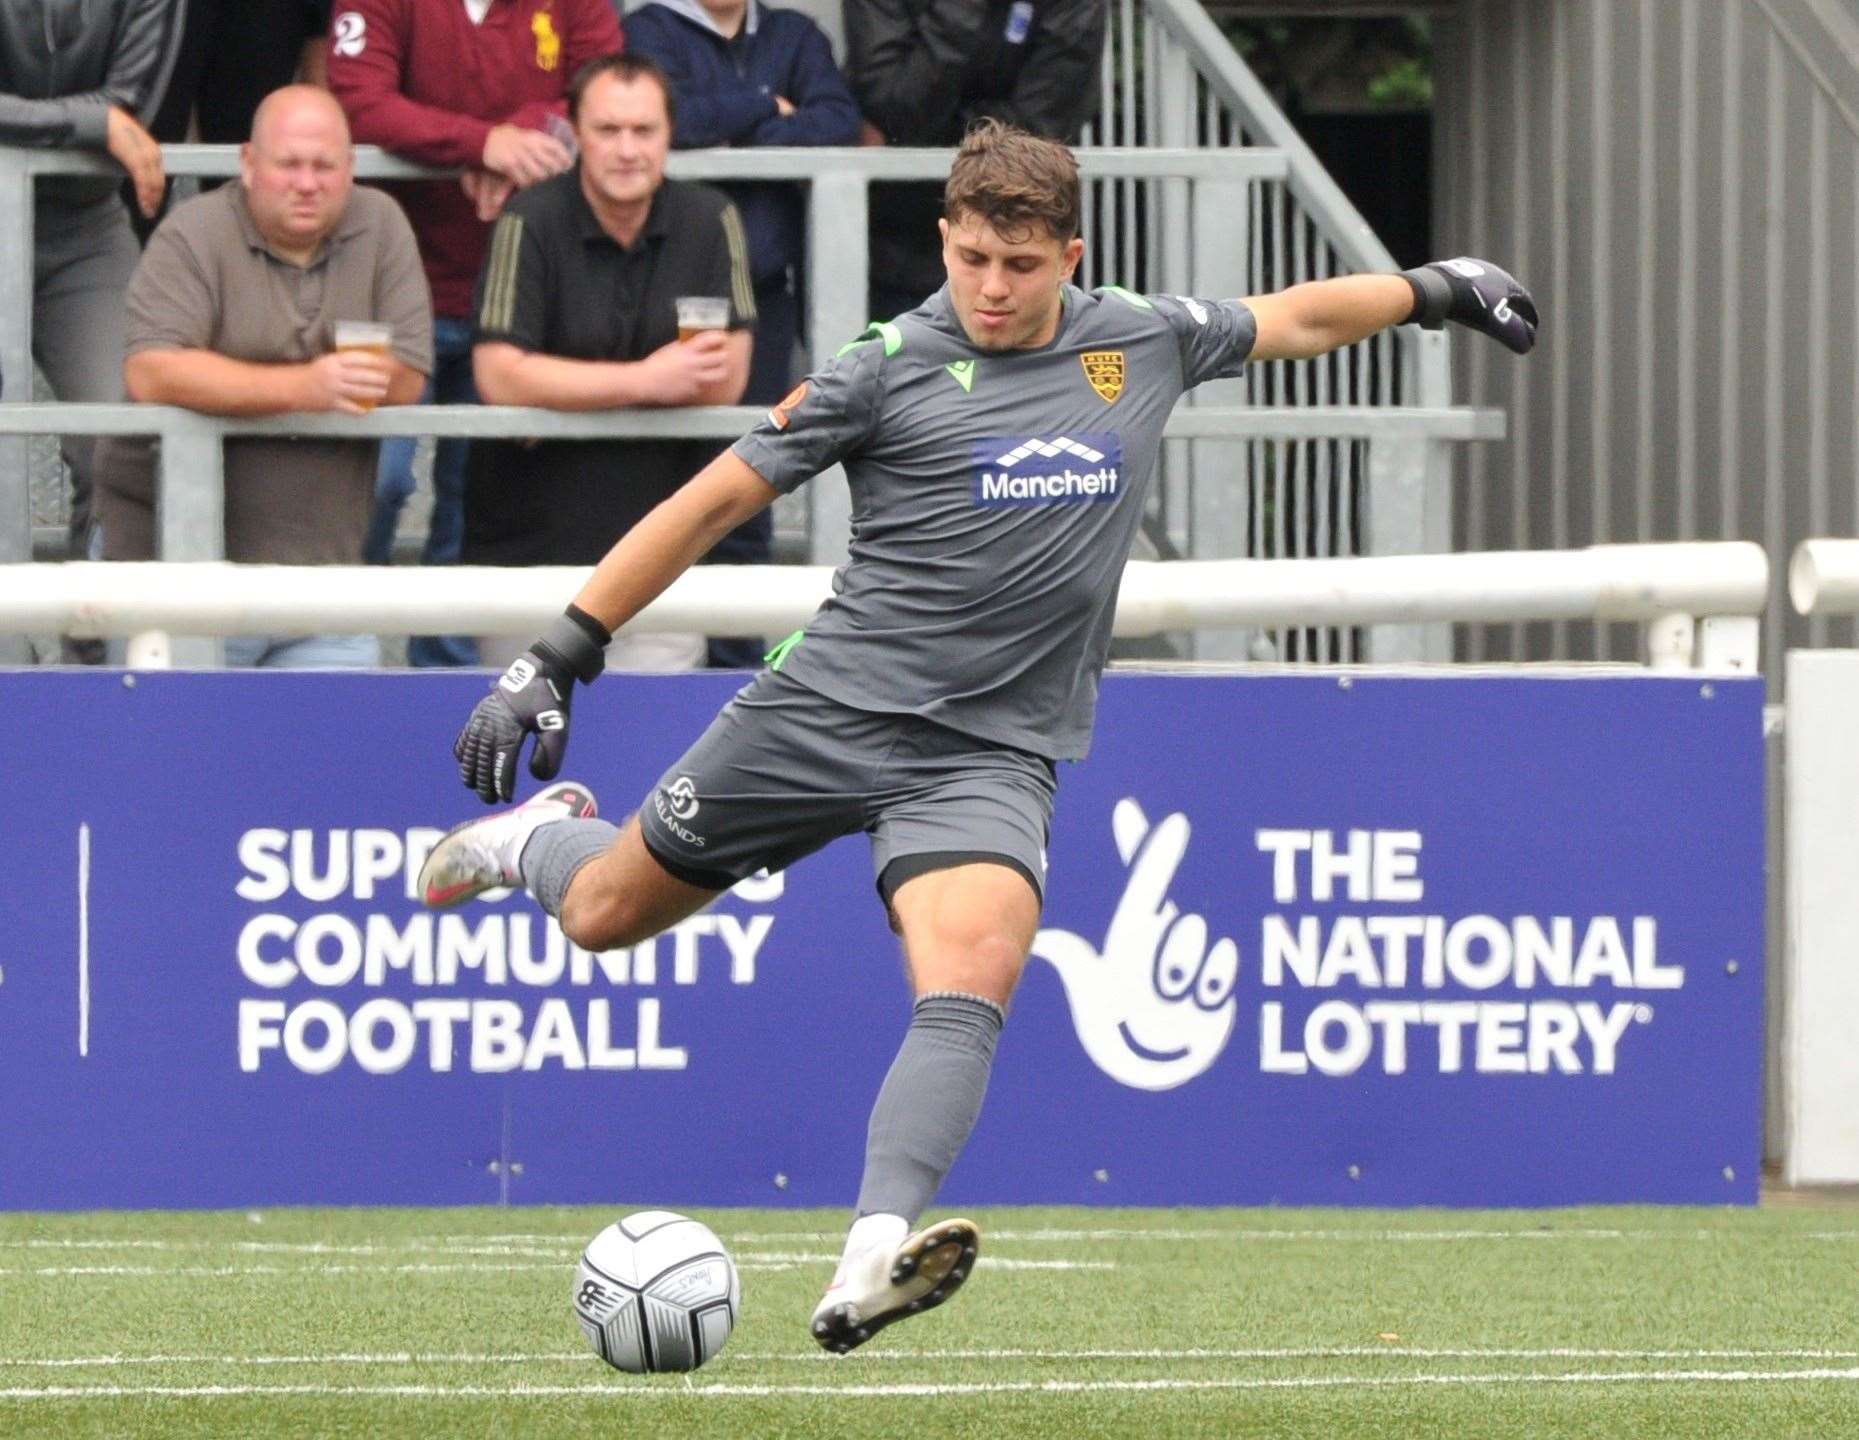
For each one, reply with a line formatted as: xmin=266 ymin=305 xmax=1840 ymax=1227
xmin=855 ymin=992 xmax=1005 ymax=1225
xmin=520 ymin=818 xmax=620 ymax=918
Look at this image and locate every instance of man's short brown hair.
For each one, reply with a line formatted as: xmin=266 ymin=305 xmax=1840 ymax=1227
xmin=567 ymin=52 xmax=675 ymax=131
xmin=942 ymin=119 xmax=1081 ymax=244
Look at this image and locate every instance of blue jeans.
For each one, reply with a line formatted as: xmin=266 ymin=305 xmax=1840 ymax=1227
xmin=223 ymin=633 xmax=382 ymax=668
xmin=365 ymin=314 xmax=478 ymax=668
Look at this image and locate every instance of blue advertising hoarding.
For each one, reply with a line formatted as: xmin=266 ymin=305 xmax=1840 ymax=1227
xmin=0 ymin=668 xmax=1764 ymax=1210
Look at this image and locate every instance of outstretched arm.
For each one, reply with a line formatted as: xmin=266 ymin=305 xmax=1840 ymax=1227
xmin=1246 ymin=258 xmax=1539 ymax=362
xmin=452 ymin=451 xmax=778 ymax=802
xmin=1245 ymin=275 xmax=1416 ymax=363
xmin=571 ymin=451 xmax=777 ymax=635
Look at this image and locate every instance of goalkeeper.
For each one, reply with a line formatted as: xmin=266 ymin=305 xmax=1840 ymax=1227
xmin=420 ymin=118 xmax=1537 ymax=1353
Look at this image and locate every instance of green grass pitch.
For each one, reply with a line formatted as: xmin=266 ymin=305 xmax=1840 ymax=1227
xmin=1 ymin=1204 xmax=1855 ymax=1438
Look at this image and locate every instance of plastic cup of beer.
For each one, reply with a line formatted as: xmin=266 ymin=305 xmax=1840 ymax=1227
xmin=332 ymin=320 xmax=393 ymax=411
xmin=676 ymin=296 xmax=729 ymax=341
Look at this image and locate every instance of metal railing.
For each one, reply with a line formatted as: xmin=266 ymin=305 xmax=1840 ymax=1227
xmin=1789 ymin=539 xmax=1859 ymax=616
xmin=0 ymin=396 xmax=1497 ymax=670
xmin=0 ymin=4 xmax=1492 ymax=668
xmin=0 ymin=146 xmax=1304 ymax=587
xmin=1081 ymin=0 xmax=1460 ymax=663
xmin=0 ymin=541 xmax=1766 ymax=675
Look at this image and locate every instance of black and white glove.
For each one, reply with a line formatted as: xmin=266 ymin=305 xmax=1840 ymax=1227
xmin=1401 ymin=257 xmax=1539 ymax=355
xmin=454 ymin=606 xmax=609 ymax=803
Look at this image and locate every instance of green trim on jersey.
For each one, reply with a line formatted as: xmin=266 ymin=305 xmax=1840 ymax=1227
xmin=764 ymin=629 xmax=805 ymax=670
xmin=835 ymin=320 xmax=905 ymax=358
xmin=1099 ymin=285 xmax=1154 ymax=311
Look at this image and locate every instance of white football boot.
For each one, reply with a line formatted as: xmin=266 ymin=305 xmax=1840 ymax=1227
xmin=809 ymin=1218 xmax=980 ymax=1354
xmin=418 ymin=781 xmax=599 ymax=909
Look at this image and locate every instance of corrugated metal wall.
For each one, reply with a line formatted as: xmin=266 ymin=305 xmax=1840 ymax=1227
xmin=1433 ymin=0 xmax=1859 ymax=672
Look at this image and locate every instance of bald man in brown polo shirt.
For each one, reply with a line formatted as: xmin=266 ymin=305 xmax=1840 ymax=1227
xmin=95 ymin=85 xmax=435 ymax=667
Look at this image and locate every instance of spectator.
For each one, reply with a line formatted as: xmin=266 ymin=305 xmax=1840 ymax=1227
xmin=622 ymin=0 xmax=856 ymax=400
xmin=94 ymin=86 xmax=433 ymax=668
xmin=465 ymin=53 xmax=753 ymax=671
xmin=623 ymin=0 xmax=859 ymax=667
xmin=326 ymin=0 xmax=623 ymax=667
xmin=845 ymin=0 xmax=1106 ymax=320
xmin=0 ymin=0 xmax=179 ymax=660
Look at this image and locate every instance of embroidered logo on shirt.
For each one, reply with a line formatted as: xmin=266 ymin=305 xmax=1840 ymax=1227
xmin=533 ymin=10 xmax=561 ymax=70
xmin=1004 ymin=0 xmax=1035 ymax=45
xmin=1081 ymin=350 xmax=1125 ymax=403
xmin=768 ymin=381 xmax=809 ymax=430
xmin=945 ymin=360 xmax=976 ymax=393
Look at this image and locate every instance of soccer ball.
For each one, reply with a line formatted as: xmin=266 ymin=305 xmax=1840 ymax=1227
xmin=573 ymin=1211 xmax=740 ymax=1373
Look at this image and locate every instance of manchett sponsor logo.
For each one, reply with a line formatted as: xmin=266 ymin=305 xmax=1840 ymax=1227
xmin=971 ymin=431 xmax=1124 ymax=508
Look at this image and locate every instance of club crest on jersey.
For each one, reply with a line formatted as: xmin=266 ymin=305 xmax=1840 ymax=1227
xmin=971 ymin=432 xmax=1124 ymax=507
xmin=1080 ymin=350 xmax=1125 ymax=402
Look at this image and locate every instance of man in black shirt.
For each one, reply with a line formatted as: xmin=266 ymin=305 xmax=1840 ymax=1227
xmin=467 ymin=52 xmax=756 ymax=670
xmin=847 ymin=0 xmax=1107 ymax=320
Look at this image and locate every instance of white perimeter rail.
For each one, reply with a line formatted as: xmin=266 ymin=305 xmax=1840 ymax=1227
xmin=1788 ymin=538 xmax=1859 ymax=614
xmin=0 ymin=541 xmax=1767 ymax=672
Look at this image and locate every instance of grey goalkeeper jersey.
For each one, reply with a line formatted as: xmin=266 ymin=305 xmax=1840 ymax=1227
xmin=732 ymin=283 xmax=1257 ymax=760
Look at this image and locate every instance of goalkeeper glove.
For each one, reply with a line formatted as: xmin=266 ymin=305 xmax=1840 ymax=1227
xmin=454 ymin=605 xmax=609 ymax=803
xmin=1401 ymin=257 xmax=1539 ymax=355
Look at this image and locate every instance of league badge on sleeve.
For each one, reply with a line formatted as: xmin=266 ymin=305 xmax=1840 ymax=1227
xmin=1081 ymin=351 xmax=1125 ymax=403
xmin=768 ymin=381 xmax=809 ymax=431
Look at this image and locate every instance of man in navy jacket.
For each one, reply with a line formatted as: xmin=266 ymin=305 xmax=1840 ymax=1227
xmin=623 ymin=0 xmax=860 ymax=667
xmin=624 ymin=0 xmax=859 ymax=400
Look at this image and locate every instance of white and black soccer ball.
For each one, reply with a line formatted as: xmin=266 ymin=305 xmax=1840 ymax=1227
xmin=573 ymin=1211 xmax=740 ymax=1373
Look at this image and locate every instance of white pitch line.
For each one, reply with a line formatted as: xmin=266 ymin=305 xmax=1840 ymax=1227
xmin=14 ymin=1226 xmax=1844 ymax=1248
xmin=0 ymin=1262 xmax=823 ymax=1278
xmin=0 ymin=1354 xmax=594 ymax=1370
xmin=0 ymin=1240 xmax=569 ymax=1260
xmin=769 ymin=1346 xmax=1859 ymax=1363
xmin=0 ymin=1265 xmax=562 ymax=1278
xmin=0 ymin=1256 xmax=1106 ymax=1279
xmin=4 ymin=1368 xmax=1859 ymax=1401
xmin=723 ymin=1253 xmax=1111 ymax=1271
xmin=2 ymin=1347 xmax=1853 ymax=1371
xmin=731 ymin=1227 xmax=1859 ymax=1245
xmin=928 ymin=1227 xmax=1850 ymax=1243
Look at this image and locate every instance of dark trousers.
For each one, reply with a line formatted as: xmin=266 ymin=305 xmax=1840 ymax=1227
xmin=366 ymin=316 xmax=479 ymax=668
xmin=704 ymin=276 xmax=799 ymax=669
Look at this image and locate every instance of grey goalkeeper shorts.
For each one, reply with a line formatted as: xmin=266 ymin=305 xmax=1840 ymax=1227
xmin=637 ymin=669 xmax=1057 ymax=904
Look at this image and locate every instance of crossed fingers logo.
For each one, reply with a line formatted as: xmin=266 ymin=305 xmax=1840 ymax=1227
xmin=1030 ymin=798 xmax=1240 ymax=1091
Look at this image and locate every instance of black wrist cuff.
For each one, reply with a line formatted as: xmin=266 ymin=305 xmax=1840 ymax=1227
xmin=535 ymin=607 xmax=608 ymax=684
xmin=564 ymin=603 xmax=613 ymax=649
xmin=1400 ymin=266 xmax=1452 ymax=329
